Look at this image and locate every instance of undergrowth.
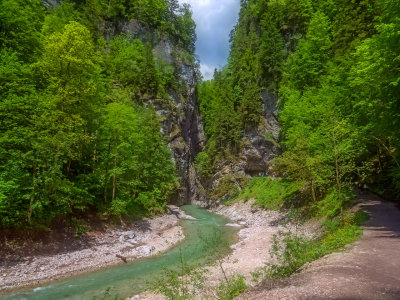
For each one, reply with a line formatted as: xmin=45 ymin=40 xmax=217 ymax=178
xmin=233 ymin=177 xmax=370 ymax=281
xmin=252 ymin=210 xmax=369 ymax=280
xmin=228 ymin=177 xmax=301 ymax=210
xmin=216 ymin=274 xmax=247 ymax=300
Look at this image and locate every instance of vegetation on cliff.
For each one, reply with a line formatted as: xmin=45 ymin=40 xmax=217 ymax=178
xmin=195 ymin=0 xmax=399 ymax=282
xmin=0 ymin=0 xmax=197 ymax=228
xmin=197 ymin=0 xmax=400 ymax=210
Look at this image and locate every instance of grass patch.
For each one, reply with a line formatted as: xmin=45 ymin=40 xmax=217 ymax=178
xmin=231 ymin=177 xmax=301 ymax=210
xmin=263 ymin=132 xmax=280 ymax=147
xmin=265 ymin=210 xmax=369 ymax=278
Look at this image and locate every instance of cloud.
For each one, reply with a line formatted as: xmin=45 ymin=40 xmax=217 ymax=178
xmin=200 ymin=63 xmax=214 ymax=80
xmin=178 ymin=0 xmax=241 ymax=80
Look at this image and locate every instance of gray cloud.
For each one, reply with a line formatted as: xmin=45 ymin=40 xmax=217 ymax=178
xmin=178 ymin=0 xmax=241 ymax=80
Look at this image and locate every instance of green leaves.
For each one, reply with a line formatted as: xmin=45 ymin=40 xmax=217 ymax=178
xmin=98 ymin=100 xmax=177 ymax=217
xmin=0 ymin=0 xmax=188 ymax=227
xmin=0 ymin=0 xmax=44 ymax=62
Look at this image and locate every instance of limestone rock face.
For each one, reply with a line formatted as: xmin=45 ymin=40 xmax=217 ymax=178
xmin=204 ymin=89 xmax=280 ymax=206
xmin=41 ymin=0 xmax=60 ymax=8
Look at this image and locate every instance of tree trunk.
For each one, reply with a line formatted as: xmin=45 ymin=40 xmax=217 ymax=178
xmin=112 ymin=154 xmax=117 ymax=202
xmin=66 ymin=159 xmax=71 ymax=176
xmin=104 ymin=140 xmax=112 ymax=204
xmin=377 ymin=146 xmax=383 ymax=172
xmin=332 ymin=132 xmax=343 ymax=218
xmin=112 ymin=135 xmax=118 ymax=202
xmin=27 ymin=165 xmax=36 ymax=222
xmin=334 ymin=149 xmax=342 ymax=217
xmin=93 ymin=129 xmax=98 ymax=174
xmin=311 ymin=180 xmax=317 ymax=203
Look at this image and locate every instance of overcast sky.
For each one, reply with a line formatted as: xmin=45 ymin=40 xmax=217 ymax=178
xmin=178 ymin=0 xmax=241 ymax=80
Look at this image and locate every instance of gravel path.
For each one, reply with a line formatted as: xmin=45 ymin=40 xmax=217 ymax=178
xmin=240 ymin=192 xmax=400 ymax=300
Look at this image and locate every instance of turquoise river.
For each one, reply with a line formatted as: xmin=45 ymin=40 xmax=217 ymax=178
xmin=0 ymin=205 xmax=239 ymax=300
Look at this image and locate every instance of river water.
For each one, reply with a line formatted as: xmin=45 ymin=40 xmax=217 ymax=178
xmin=1 ymin=205 xmax=239 ymax=300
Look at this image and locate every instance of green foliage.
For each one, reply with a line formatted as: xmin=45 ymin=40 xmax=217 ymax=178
xmin=70 ymin=217 xmax=89 ymax=236
xmin=197 ymin=73 xmax=242 ymax=158
xmin=235 ymin=178 xmax=302 ymax=210
xmin=152 ymin=249 xmax=208 ymax=300
xmin=194 ymin=152 xmax=212 ymax=178
xmin=204 ymin=0 xmax=399 ymax=208
xmin=211 ymin=175 xmax=243 ymax=202
xmin=107 ymin=36 xmax=145 ymax=88
xmin=240 ymin=82 xmax=262 ymax=129
xmin=0 ymin=0 xmax=195 ymax=229
xmin=98 ymin=101 xmax=177 ymax=217
xmin=316 ymin=187 xmax=355 ymax=218
xmin=141 ymin=42 xmax=159 ymax=95
xmin=282 ymin=10 xmax=331 ymax=91
xmin=41 ymin=1 xmax=82 ymax=36
xmin=265 ymin=210 xmax=369 ymax=278
xmin=0 ymin=0 xmax=45 ymax=62
xmin=216 ymin=274 xmax=247 ymax=300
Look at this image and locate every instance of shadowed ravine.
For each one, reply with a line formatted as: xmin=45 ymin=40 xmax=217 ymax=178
xmin=1 ymin=206 xmax=239 ymax=300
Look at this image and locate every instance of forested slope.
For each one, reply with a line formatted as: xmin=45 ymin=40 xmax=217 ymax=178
xmin=0 ymin=0 xmax=199 ymax=229
xmin=197 ymin=0 xmax=400 ymax=211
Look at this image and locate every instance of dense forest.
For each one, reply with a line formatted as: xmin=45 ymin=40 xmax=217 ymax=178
xmin=1 ymin=0 xmax=400 ymax=231
xmin=0 ymin=0 xmax=197 ymax=228
xmin=197 ymin=0 xmax=400 ymax=215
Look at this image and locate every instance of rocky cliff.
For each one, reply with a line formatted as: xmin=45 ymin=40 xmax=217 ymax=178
xmin=202 ymin=90 xmax=280 ymax=207
xmin=104 ymin=20 xmax=280 ymax=207
xmin=102 ymin=19 xmax=207 ymax=205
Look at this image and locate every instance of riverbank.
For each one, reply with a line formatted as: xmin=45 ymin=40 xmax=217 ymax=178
xmin=138 ymin=199 xmax=318 ymax=300
xmin=0 ymin=206 xmax=190 ymax=292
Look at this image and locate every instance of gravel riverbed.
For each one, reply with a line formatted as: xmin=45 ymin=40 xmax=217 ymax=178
xmin=137 ymin=199 xmax=318 ymax=300
xmin=0 ymin=206 xmax=190 ymax=291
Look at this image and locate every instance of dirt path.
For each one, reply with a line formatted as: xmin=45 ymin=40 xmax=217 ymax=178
xmin=240 ymin=192 xmax=400 ymax=300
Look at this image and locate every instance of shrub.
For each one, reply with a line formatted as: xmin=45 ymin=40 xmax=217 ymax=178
xmin=265 ymin=210 xmax=369 ymax=279
xmin=216 ymin=275 xmax=247 ymax=300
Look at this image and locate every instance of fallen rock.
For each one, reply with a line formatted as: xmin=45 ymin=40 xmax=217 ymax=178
xmin=226 ymin=223 xmax=241 ymax=227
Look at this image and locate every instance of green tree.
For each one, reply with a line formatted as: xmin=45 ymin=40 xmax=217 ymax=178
xmin=0 ymin=0 xmax=44 ymax=62
xmin=282 ymin=10 xmax=331 ymax=91
xmin=240 ymin=82 xmax=262 ymax=129
xmin=141 ymin=42 xmax=159 ymax=96
xmin=98 ymin=100 xmax=177 ymax=216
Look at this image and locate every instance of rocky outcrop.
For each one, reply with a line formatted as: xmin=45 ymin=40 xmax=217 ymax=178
xmin=204 ymin=90 xmax=280 ymax=206
xmin=162 ymin=63 xmax=207 ymax=205
xmin=41 ymin=0 xmax=60 ymax=8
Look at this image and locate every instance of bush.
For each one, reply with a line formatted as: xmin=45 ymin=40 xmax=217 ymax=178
xmin=211 ymin=174 xmax=247 ymax=202
xmin=152 ymin=249 xmax=208 ymax=300
xmin=194 ymin=151 xmax=212 ymax=178
xmin=265 ymin=210 xmax=369 ymax=279
xmin=317 ymin=187 xmax=355 ymax=218
xmin=217 ymin=275 xmax=247 ymax=300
